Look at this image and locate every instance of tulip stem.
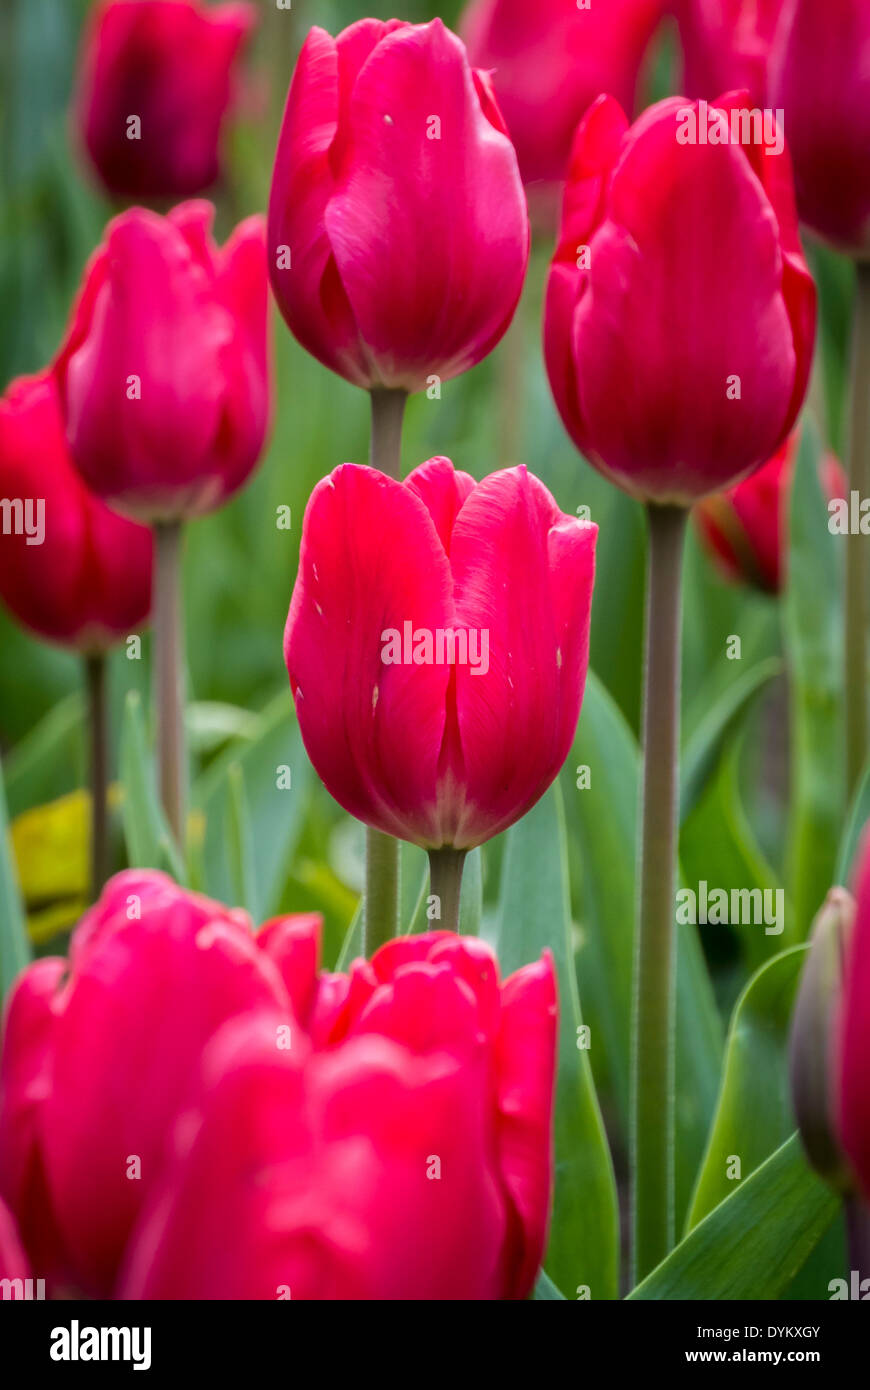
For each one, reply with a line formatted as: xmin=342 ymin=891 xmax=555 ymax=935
xmin=153 ymin=520 xmax=186 ymax=853
xmin=631 ymin=502 xmax=687 ymax=1285
xmin=369 ymin=388 xmax=407 ymax=480
xmin=364 ymin=828 xmax=400 ymax=956
xmin=428 ymin=848 xmax=467 ymax=933
xmin=85 ymin=651 xmax=110 ymax=900
xmin=846 ymin=1194 xmax=870 ymax=1285
xmin=845 ymin=264 xmax=870 ymax=801
xmin=362 ymin=387 xmax=408 ymax=956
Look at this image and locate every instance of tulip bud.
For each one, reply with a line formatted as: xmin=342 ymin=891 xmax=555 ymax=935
xmin=544 ymin=92 xmax=816 ymax=504
xmin=268 ymin=18 xmax=529 ymax=393
xmin=789 ymin=887 xmax=855 ymax=1193
xmin=54 ymin=200 xmax=270 ymax=523
xmin=677 ymin=0 xmax=786 ymax=107
xmin=838 ymin=832 xmax=870 ymax=1202
xmin=284 ymin=457 xmax=596 ymax=849
xmin=694 ymin=438 xmax=846 ymax=594
xmin=76 ymin=0 xmax=256 ymax=201
xmin=0 ymin=372 xmax=152 ymax=649
xmin=769 ymin=0 xmax=870 ymax=256
xmin=461 ymin=0 xmax=663 ymax=219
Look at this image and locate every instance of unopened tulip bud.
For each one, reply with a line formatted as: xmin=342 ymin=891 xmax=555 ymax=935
xmin=790 ymin=887 xmax=855 ymax=1192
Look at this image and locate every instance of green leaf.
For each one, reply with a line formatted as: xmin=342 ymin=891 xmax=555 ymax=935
xmin=334 ymin=899 xmax=363 ymax=972
xmin=680 ymin=657 xmax=781 ymax=825
xmin=458 ymin=846 xmax=482 ymax=937
xmin=531 ymin=1268 xmax=566 ymax=1301
xmin=628 ymin=1134 xmax=837 ymax=1300
xmin=492 ymin=784 xmax=619 ymax=1301
xmin=226 ymin=764 xmax=257 ymax=920
xmin=785 ymin=422 xmax=844 ymax=938
xmin=686 ymin=946 xmax=807 ymax=1230
xmin=562 ymin=672 xmax=723 ymax=1225
xmin=119 ymin=692 xmax=186 ymax=883
xmin=3 ymin=692 xmax=84 ymax=818
xmin=194 ymin=691 xmax=310 ymax=917
xmin=0 ymin=759 xmax=31 ymax=999
xmin=836 ymin=761 xmax=870 ymax=884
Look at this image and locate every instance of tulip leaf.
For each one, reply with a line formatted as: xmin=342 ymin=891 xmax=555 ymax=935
xmin=680 ymin=656 xmax=782 ymax=825
xmin=531 ymin=1269 xmax=566 ymax=1301
xmin=491 ymin=783 xmax=619 ymax=1301
xmin=561 ymin=671 xmax=723 ymax=1226
xmin=226 ymin=763 xmax=257 ymax=920
xmin=686 ymin=945 xmax=807 ymax=1231
xmin=836 ymin=760 xmax=870 ymax=884
xmin=785 ymin=422 xmax=844 ymax=939
xmin=458 ymin=846 xmax=482 ymax=937
xmin=3 ymin=691 xmax=84 ymax=818
xmin=119 ymin=691 xmax=186 ymax=884
xmin=335 ymin=900 xmax=363 ymax=972
xmin=628 ymin=1133 xmax=837 ymax=1300
xmin=194 ymin=690 xmax=310 ymax=917
xmin=0 ymin=759 xmax=31 ymax=999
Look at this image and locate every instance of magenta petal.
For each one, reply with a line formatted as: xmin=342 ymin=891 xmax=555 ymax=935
xmin=285 ymin=464 xmax=454 ymax=845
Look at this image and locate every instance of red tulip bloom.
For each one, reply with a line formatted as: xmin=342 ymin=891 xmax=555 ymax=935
xmin=0 ymin=871 xmax=320 ymax=1297
xmin=462 ymin=0 xmax=663 ymax=204
xmin=769 ymin=0 xmax=870 ymax=255
xmin=284 ymin=457 xmax=596 ymax=849
xmin=54 ymin=201 xmax=269 ymax=522
xmin=544 ymin=93 xmax=816 ymax=505
xmin=77 ymin=0 xmax=256 ymax=200
xmin=695 ymin=437 xmax=846 ymax=593
xmin=120 ymin=933 xmax=556 ymax=1300
xmin=838 ymin=833 xmax=870 ymax=1200
xmin=677 ymin=0 xmax=786 ymax=107
xmin=0 ymin=372 xmax=152 ymax=649
xmin=268 ymin=18 xmax=529 ymax=393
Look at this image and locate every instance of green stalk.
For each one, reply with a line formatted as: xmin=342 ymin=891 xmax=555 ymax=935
xmin=153 ymin=520 xmax=186 ymax=852
xmin=363 ymin=388 xmax=407 ymax=956
xmin=85 ymin=651 xmax=109 ymax=900
xmin=427 ymin=847 xmax=467 ymax=933
xmin=844 ymin=263 xmax=870 ymax=801
xmin=631 ymin=503 xmax=688 ymax=1284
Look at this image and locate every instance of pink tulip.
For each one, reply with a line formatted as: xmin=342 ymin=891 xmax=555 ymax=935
xmin=838 ymin=834 xmax=870 ymax=1199
xmin=462 ymin=0 xmax=663 ymax=210
xmin=284 ymin=457 xmax=596 ymax=849
xmin=120 ymin=933 xmax=557 ymax=1300
xmin=769 ymin=0 xmax=870 ymax=255
xmin=0 ymin=372 xmax=152 ymax=649
xmin=677 ymin=0 xmax=786 ymax=107
xmin=76 ymin=0 xmax=256 ymax=200
xmin=268 ymin=18 xmax=528 ymax=392
xmin=544 ymin=93 xmax=816 ymax=504
xmin=54 ymin=200 xmax=269 ymax=522
xmin=695 ymin=437 xmax=846 ymax=594
xmin=0 ymin=871 xmax=321 ymax=1297
xmin=0 ymin=1196 xmax=29 ymax=1289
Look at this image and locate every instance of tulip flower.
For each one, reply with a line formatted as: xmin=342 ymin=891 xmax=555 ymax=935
xmin=76 ymin=0 xmax=256 ymax=201
xmin=677 ymin=0 xmax=786 ymax=107
xmin=544 ymin=91 xmax=815 ymax=1281
xmin=834 ymin=831 xmax=870 ymax=1278
xmin=119 ymin=933 xmax=557 ymax=1300
xmin=0 ymin=870 xmax=322 ymax=1297
xmin=268 ymin=17 xmax=528 ymax=398
xmin=55 ymin=199 xmax=270 ymax=845
xmin=0 ymin=1196 xmax=30 ymax=1291
xmin=694 ymin=440 xmax=846 ymax=594
xmin=0 ymin=371 xmax=153 ymax=894
xmin=284 ymin=457 xmax=596 ymax=928
xmin=770 ymin=0 xmax=870 ymax=795
xmin=461 ymin=0 xmax=663 ymax=217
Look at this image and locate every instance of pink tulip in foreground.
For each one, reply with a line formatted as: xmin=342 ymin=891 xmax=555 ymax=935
xmin=838 ymin=836 xmax=870 ymax=1201
xmin=544 ymin=92 xmax=816 ymax=505
xmin=0 ymin=372 xmax=152 ymax=648
xmin=76 ymin=0 xmax=256 ymax=200
xmin=268 ymin=17 xmax=528 ymax=393
xmin=769 ymin=0 xmax=870 ymax=256
xmin=0 ymin=871 xmax=556 ymax=1299
xmin=284 ymin=457 xmax=596 ymax=850
xmin=462 ymin=0 xmax=663 ymax=208
xmin=677 ymin=0 xmax=786 ymax=107
xmin=55 ymin=200 xmax=270 ymax=523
